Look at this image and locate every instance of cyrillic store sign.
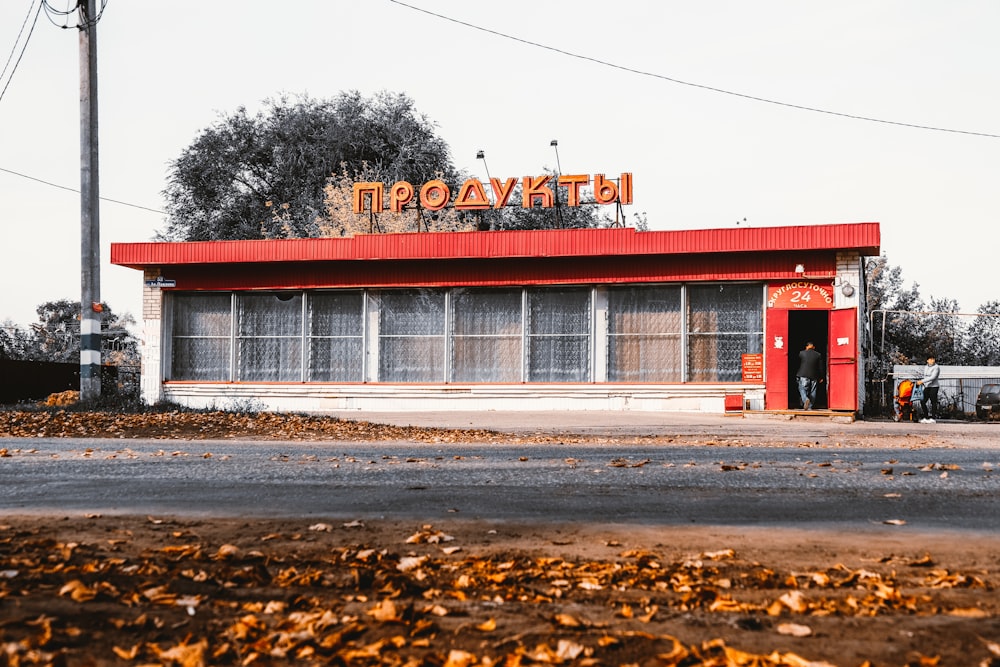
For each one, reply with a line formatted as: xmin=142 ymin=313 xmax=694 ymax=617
xmin=352 ymin=173 xmax=633 ymax=213
xmin=767 ymin=281 xmax=834 ymax=309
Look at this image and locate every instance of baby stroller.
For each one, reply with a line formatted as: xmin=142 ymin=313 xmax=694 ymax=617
xmin=894 ymin=379 xmax=919 ymax=422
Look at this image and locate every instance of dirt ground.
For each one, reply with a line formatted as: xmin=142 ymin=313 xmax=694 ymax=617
xmin=2 ymin=410 xmax=1000 ymax=666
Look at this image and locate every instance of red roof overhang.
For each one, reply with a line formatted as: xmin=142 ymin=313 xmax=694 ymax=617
xmin=111 ymin=223 xmax=881 ymax=270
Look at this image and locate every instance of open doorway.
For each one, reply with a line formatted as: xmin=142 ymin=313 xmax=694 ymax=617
xmin=787 ymin=310 xmax=829 ymax=409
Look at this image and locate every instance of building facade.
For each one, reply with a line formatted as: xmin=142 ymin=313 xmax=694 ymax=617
xmin=111 ymin=223 xmax=880 ymax=414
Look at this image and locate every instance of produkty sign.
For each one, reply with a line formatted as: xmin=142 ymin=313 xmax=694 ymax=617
xmin=352 ymin=173 xmax=633 ymax=213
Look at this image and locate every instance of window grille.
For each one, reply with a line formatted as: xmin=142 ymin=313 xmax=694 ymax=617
xmin=307 ymin=291 xmax=364 ymax=382
xmin=526 ymin=288 xmax=591 ymax=382
xmin=377 ymin=290 xmax=446 ymax=382
xmin=687 ymin=284 xmax=763 ymax=381
xmin=170 ymin=293 xmax=232 ymax=380
xmin=236 ymin=293 xmax=303 ymax=382
xmin=607 ymin=285 xmax=682 ymax=382
xmin=166 ymin=283 xmax=765 ymax=386
xmin=450 ymin=288 xmax=522 ymax=382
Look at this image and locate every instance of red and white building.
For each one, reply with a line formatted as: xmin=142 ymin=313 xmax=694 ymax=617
xmin=111 ymin=222 xmax=880 ymax=414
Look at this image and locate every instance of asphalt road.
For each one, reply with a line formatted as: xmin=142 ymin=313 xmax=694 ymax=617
xmin=2 ymin=437 xmax=998 ymax=532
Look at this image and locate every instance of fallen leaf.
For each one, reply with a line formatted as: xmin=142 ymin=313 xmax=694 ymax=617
xmin=556 ymin=639 xmax=587 ymax=661
xmin=308 ymin=523 xmax=333 ymax=532
xmin=214 ymin=544 xmax=240 ymax=559
xmin=638 ymin=604 xmax=659 ymax=622
xmin=778 ymin=622 xmax=813 ymax=637
xmin=152 ymin=638 xmax=208 ymax=667
xmin=778 ymin=590 xmax=809 ymax=613
xmin=424 ymin=604 xmax=449 ymax=617
xmin=554 ymin=613 xmax=582 ymax=627
xmin=948 ymin=607 xmax=988 ymax=618
xmin=476 ymin=617 xmax=497 ymax=631
xmin=397 ymin=555 xmax=427 ymax=572
xmin=142 ymin=584 xmax=173 ymax=602
xmin=367 ymin=599 xmax=401 ymax=622
xmin=112 ymin=644 xmax=140 ymax=660
xmin=444 ymin=650 xmax=477 ymax=667
xmin=59 ymin=580 xmax=97 ymax=602
xmin=883 ymin=519 xmax=907 ymax=526
xmin=980 ymin=636 xmax=1000 ymax=657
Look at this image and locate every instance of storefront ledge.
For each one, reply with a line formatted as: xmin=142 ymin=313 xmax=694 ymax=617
xmin=160 ymin=383 xmax=764 ymax=414
xmin=744 ymin=410 xmax=856 ymax=423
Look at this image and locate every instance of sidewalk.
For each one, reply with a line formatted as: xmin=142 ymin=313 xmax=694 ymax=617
xmin=321 ymin=409 xmax=999 ymax=446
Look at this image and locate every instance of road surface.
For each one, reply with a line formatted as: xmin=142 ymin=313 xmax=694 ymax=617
xmin=2 ymin=437 xmax=997 ymax=532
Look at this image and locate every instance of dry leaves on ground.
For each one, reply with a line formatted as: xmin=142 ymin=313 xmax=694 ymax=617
xmin=0 ymin=409 xmax=943 ymax=449
xmin=1 ymin=517 xmax=998 ymax=666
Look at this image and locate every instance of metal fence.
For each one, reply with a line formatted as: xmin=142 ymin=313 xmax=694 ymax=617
xmin=1 ymin=326 xmax=140 ymax=401
xmin=866 ymin=366 xmax=1000 ymax=419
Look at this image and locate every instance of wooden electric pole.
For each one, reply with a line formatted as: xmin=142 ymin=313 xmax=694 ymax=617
xmin=79 ymin=0 xmax=101 ymax=401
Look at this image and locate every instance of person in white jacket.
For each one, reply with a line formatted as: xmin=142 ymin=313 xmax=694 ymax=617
xmin=916 ymin=356 xmax=941 ymax=423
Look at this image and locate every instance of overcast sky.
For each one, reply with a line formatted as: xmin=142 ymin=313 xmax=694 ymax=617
xmin=1 ymin=1 xmax=997 ymax=327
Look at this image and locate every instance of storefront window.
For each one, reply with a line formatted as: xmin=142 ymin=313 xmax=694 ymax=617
xmin=607 ymin=285 xmax=682 ymax=382
xmin=450 ymin=289 xmax=522 ymax=382
xmin=308 ymin=291 xmax=364 ymax=382
xmin=167 ymin=284 xmax=764 ymax=385
xmin=687 ymin=284 xmax=763 ymax=382
xmin=527 ymin=288 xmax=591 ymax=382
xmin=377 ymin=289 xmax=446 ymax=382
xmin=237 ymin=293 xmax=303 ymax=382
xmin=170 ymin=293 xmax=232 ymax=381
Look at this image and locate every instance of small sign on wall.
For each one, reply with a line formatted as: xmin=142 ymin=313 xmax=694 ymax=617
xmin=742 ymin=353 xmax=764 ymax=382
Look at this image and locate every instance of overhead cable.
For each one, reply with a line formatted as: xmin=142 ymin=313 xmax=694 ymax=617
xmin=388 ymin=0 xmax=1000 ymax=139
xmin=0 ymin=166 xmax=166 ymax=215
xmin=0 ymin=0 xmax=43 ymax=105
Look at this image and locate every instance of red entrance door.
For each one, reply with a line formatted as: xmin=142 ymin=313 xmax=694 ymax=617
xmin=827 ymin=308 xmax=858 ymax=411
xmin=764 ymin=309 xmax=789 ymax=410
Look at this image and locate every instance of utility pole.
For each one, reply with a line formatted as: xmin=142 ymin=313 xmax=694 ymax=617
xmin=79 ymin=0 xmax=101 ymax=400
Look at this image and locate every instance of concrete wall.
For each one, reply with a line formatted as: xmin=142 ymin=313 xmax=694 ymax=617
xmin=161 ymin=382 xmax=767 ymax=414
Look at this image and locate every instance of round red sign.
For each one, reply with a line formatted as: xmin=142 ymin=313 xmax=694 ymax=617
xmin=767 ymin=281 xmax=834 ymax=309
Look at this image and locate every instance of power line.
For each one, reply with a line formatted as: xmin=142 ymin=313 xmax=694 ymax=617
xmin=0 ymin=1 xmax=37 ymax=82
xmin=388 ymin=0 xmax=1000 ymax=140
xmin=0 ymin=0 xmax=43 ymax=105
xmin=0 ymin=166 xmax=165 ymax=214
xmin=41 ymin=0 xmax=108 ymax=29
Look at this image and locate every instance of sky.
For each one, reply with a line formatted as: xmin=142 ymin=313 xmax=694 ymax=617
xmin=1 ymin=1 xmax=997 ymax=328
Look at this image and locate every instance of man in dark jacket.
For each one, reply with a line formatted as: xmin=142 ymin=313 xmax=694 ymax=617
xmin=796 ymin=342 xmax=824 ymax=410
